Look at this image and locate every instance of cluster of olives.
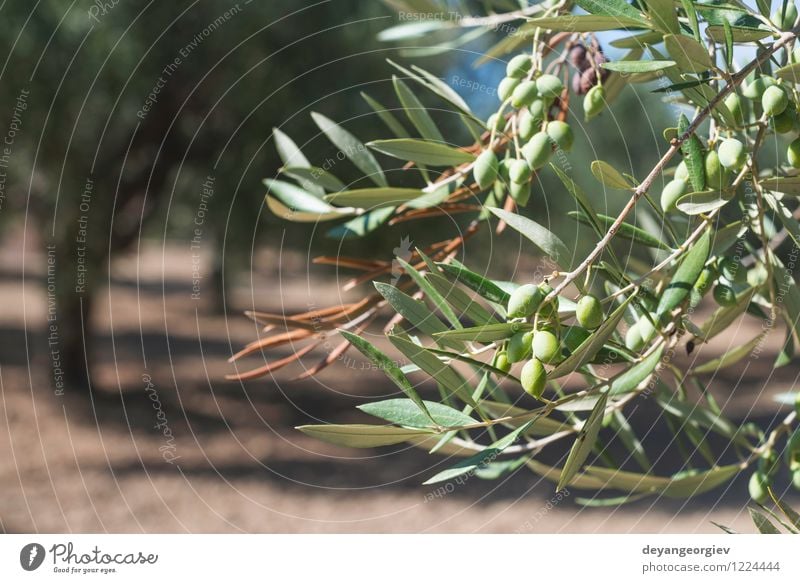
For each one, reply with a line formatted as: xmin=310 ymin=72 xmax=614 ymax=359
xmin=474 ymin=54 xmax=577 ymax=206
xmin=497 ymin=283 xmax=604 ymax=399
xmin=568 ymin=43 xmax=609 ymax=120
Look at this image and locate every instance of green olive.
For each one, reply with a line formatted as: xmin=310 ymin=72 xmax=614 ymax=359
xmin=517 ymin=107 xmax=539 ymax=141
xmin=545 ymin=120 xmax=574 ymax=152
xmin=474 ymin=150 xmax=499 ymax=189
xmin=762 ymin=85 xmax=789 ymax=117
xmin=660 ymin=178 xmax=687 ymax=213
xmin=748 ymin=471 xmax=770 ymax=504
xmin=533 ymin=330 xmax=560 ymax=363
xmin=772 ymin=109 xmax=796 ymax=133
xmin=521 ymin=358 xmax=547 ymax=398
xmin=507 ymin=331 xmax=533 ymax=363
xmin=522 ymin=131 xmax=553 ymax=170
xmin=486 ymin=113 xmax=506 ymax=133
xmin=693 ymin=265 xmax=715 ymax=296
xmin=507 ymin=284 xmax=544 ymax=318
xmin=742 ymin=76 xmax=775 ymax=100
xmin=495 ymin=351 xmax=511 ymax=373
xmin=718 ymin=256 xmax=745 ymax=284
xmin=625 ymin=322 xmax=644 ymax=352
xmin=717 ymin=138 xmax=747 ymax=170
xmin=536 ymin=74 xmax=564 ymax=101
xmin=705 ymin=150 xmax=728 ymax=191
xmin=511 ymin=80 xmax=539 ymax=109
xmin=788 ymin=138 xmax=800 ymax=168
xmin=713 ymin=282 xmax=737 ymax=306
xmin=506 ymin=54 xmax=533 ymax=78
xmin=510 ymin=180 xmax=531 ymax=206
xmin=724 ymin=93 xmax=745 ymax=126
xmin=793 ymin=469 xmax=800 ymax=491
xmin=498 ymin=77 xmax=521 ymax=102
xmin=674 ymin=160 xmax=689 ymax=181
xmin=583 ymin=85 xmax=606 ymax=120
xmin=576 ymin=294 xmax=604 ymax=329
xmin=509 ymin=159 xmax=531 ymax=183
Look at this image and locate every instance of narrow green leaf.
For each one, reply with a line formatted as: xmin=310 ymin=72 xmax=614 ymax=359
xmin=678 ymin=113 xmax=706 ymax=191
xmin=281 ymin=166 xmax=345 ymax=192
xmin=374 ymin=282 xmax=449 ymax=338
xmin=437 ymin=263 xmax=510 ymax=305
xmin=266 ymin=196 xmax=352 ymax=223
xmin=645 ymin=0 xmax=679 ymax=33
xmin=396 ymin=258 xmax=462 ymax=329
xmin=676 ymin=190 xmax=734 ymax=215
xmin=393 ymin=76 xmax=444 ymax=142
xmin=526 ymin=15 xmax=648 ymax=32
xmin=575 ymin=0 xmax=648 ymax=21
xmin=423 ymin=421 xmax=534 ymax=484
xmin=749 ymin=508 xmax=782 ymax=534
xmin=325 ymin=187 xmax=423 ymax=208
xmin=297 ymin=424 xmax=434 ymax=448
xmin=602 ymin=60 xmax=677 ymax=73
xmin=359 ymin=398 xmax=476 ymax=429
xmin=478 ymin=401 xmax=571 ymax=436
xmin=427 ymin=273 xmax=498 ymax=325
xmin=434 ymin=322 xmax=533 ymax=343
xmin=311 ymin=112 xmax=387 ymax=187
xmin=569 ymin=211 xmax=671 ymax=250
xmin=706 ymin=26 xmax=771 ymax=42
xmin=655 ymin=393 xmax=738 ymax=438
xmin=696 ymin=287 xmax=756 ymax=341
xmin=656 ymin=229 xmax=710 ymax=318
xmin=488 ymin=207 xmax=569 ymax=266
xmin=584 ymin=464 xmax=740 ymax=497
xmin=610 ymin=30 xmax=666 ymax=48
xmin=591 ymin=160 xmax=633 ymax=189
xmin=368 ymin=138 xmax=475 ymax=166
xmin=326 ymin=207 xmax=394 ymax=239
xmin=610 ymin=410 xmax=650 ymax=471
xmin=680 ymin=0 xmax=700 ymax=41
xmin=361 ymin=92 xmax=410 ymax=138
xmin=609 ymin=345 xmax=665 ymax=395
xmin=664 ymin=33 xmax=714 ymax=73
xmin=274 ymin=128 xmax=313 ymax=170
xmin=340 ymin=329 xmax=434 ymax=423
xmin=558 ymin=390 xmax=609 ymax=490
xmin=693 ymin=334 xmax=765 ymax=374
xmin=760 ymin=176 xmax=800 ymax=195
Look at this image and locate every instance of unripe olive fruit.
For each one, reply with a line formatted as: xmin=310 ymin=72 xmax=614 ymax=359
xmin=546 ymin=120 xmax=574 ymax=152
xmin=507 ymin=330 xmax=534 ymax=363
xmin=718 ymin=256 xmax=745 ymax=284
xmin=713 ymin=282 xmax=737 ymax=306
xmin=521 ymin=358 xmax=547 ymax=398
xmin=509 ymin=158 xmax=531 ymax=183
xmin=495 ymin=351 xmax=511 ymax=372
xmin=762 ymin=85 xmax=789 ymax=116
xmin=510 ymin=180 xmax=531 ymax=206
xmin=788 ymin=138 xmax=800 ymax=168
xmin=742 ymin=76 xmax=775 ymax=100
xmin=693 ymin=265 xmax=715 ymax=296
xmin=583 ymin=85 xmax=606 ymax=120
xmin=487 ymin=113 xmax=506 ymax=133
xmin=518 ymin=108 xmax=538 ymax=141
xmin=747 ymin=263 xmax=768 ymax=287
xmin=748 ymin=471 xmax=770 ymax=504
xmin=576 ymin=294 xmax=604 ymax=329
xmin=507 ymin=284 xmax=544 ymax=318
xmin=675 ymin=160 xmax=689 ymax=181
xmin=533 ymin=330 xmax=560 ymax=363
xmin=638 ymin=315 xmax=656 ymax=344
xmin=625 ymin=322 xmax=645 ymax=352
xmin=474 ymin=150 xmax=499 ymax=189
xmin=772 ymin=2 xmax=798 ymax=30
xmin=772 ymin=109 xmax=796 ymax=133
xmin=522 ymin=131 xmax=553 ymax=169
xmin=793 ymin=469 xmax=800 ymax=491
xmin=724 ymin=93 xmax=745 ymax=126
xmin=498 ymin=77 xmax=520 ymax=102
xmin=536 ymin=74 xmax=564 ymax=101
xmin=506 ymin=54 xmax=533 ymax=78
xmin=511 ymin=80 xmax=539 ymax=109
xmin=717 ymin=138 xmax=747 ymax=170
xmin=705 ymin=150 xmax=727 ymax=191
xmin=660 ymin=178 xmax=687 ymax=213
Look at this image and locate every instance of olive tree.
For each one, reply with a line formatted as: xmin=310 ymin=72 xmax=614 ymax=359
xmin=231 ymin=0 xmax=800 ymax=524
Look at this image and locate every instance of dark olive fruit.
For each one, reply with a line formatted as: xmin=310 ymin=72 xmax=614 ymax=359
xmin=509 ymin=159 xmax=532 ymax=183
xmin=625 ymin=322 xmax=644 ymax=352
xmin=660 ymin=178 xmax=687 ymax=213
xmin=705 ymin=150 xmax=728 ymax=191
xmin=486 ymin=113 xmax=506 ymax=133
xmin=772 ymin=109 xmax=796 ymax=133
xmin=788 ymin=138 xmax=800 ymax=168
xmin=521 ymin=358 xmax=547 ymax=398
xmin=533 ymin=330 xmax=561 ymax=363
xmin=506 ymin=54 xmax=533 ymax=78
xmin=495 ymin=351 xmax=511 ymax=373
xmin=772 ymin=2 xmax=798 ymax=30
xmin=546 ymin=120 xmax=574 ymax=152
xmin=717 ymin=138 xmax=746 ymax=170
xmin=713 ymin=282 xmax=737 ymax=306
xmin=510 ymin=180 xmax=531 ymax=206
xmin=718 ymin=256 xmax=745 ymax=284
xmin=576 ymin=294 xmax=604 ymax=329
xmin=508 ymin=331 xmax=534 ymax=363
xmin=724 ymin=93 xmax=745 ymax=126
xmin=569 ymin=44 xmax=588 ymax=69
xmin=536 ymin=74 xmax=564 ymax=101
xmin=762 ymin=85 xmax=789 ymax=116
xmin=507 ymin=284 xmax=544 ymax=318
xmin=742 ymin=76 xmax=775 ymax=100
xmin=522 ymin=132 xmax=553 ymax=170
xmin=498 ymin=77 xmax=521 ymax=102
xmin=474 ymin=150 xmax=499 ymax=189
xmin=748 ymin=471 xmax=770 ymax=504
xmin=511 ymin=80 xmax=539 ymax=109
xmin=583 ymin=85 xmax=606 ymax=120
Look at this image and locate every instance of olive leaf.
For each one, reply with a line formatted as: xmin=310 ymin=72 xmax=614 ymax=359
xmin=645 ymin=0 xmax=679 ymax=33
xmin=395 ymin=258 xmax=462 ymax=329
xmin=359 ymin=398 xmax=476 ymax=429
xmin=311 ymin=112 xmax=388 ymax=187
xmin=664 ymin=34 xmax=715 ymax=72
xmin=488 ymin=207 xmax=570 ymax=266
xmin=374 ymin=282 xmax=450 ymax=338
xmin=297 ymin=424 xmax=435 ymax=448
xmin=264 ymin=179 xmax=355 ymax=222
xmin=692 ymin=333 xmax=765 ymax=374
xmin=760 ymin=176 xmax=800 ymax=195
xmin=361 ymin=92 xmax=411 ymax=138
xmin=584 ymin=464 xmax=740 ymax=497
xmin=602 ymin=60 xmax=677 ymax=73
xmin=281 ymin=166 xmax=345 ymax=192
xmin=557 ymin=389 xmax=609 ymax=491
xmin=426 ymin=273 xmax=499 ymax=325
xmin=434 ymin=322 xmax=533 ymax=343
xmin=368 ymin=138 xmax=475 ymax=166
xmin=437 ymin=262 xmax=511 ymax=305
xmin=591 ymin=160 xmax=633 ymax=189
xmin=749 ymin=508 xmax=782 ymax=534
xmin=656 ymin=229 xmax=711 ymax=318
xmin=569 ymin=211 xmax=671 ymax=250
xmin=393 ymin=76 xmax=444 ymax=142
xmin=678 ymin=113 xmax=706 ymax=191
xmin=525 ymin=15 xmax=648 ymax=32
xmin=325 ymin=187 xmax=424 ymax=208
xmin=676 ymin=190 xmax=734 ymax=214
xmin=326 ymin=207 xmax=394 ymax=239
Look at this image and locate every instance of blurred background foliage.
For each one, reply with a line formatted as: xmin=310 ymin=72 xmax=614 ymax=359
xmin=0 ymin=0 xmax=673 ymax=388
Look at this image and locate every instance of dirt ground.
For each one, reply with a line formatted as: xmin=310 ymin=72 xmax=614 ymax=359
xmin=1 ymin=229 xmax=798 ymax=534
